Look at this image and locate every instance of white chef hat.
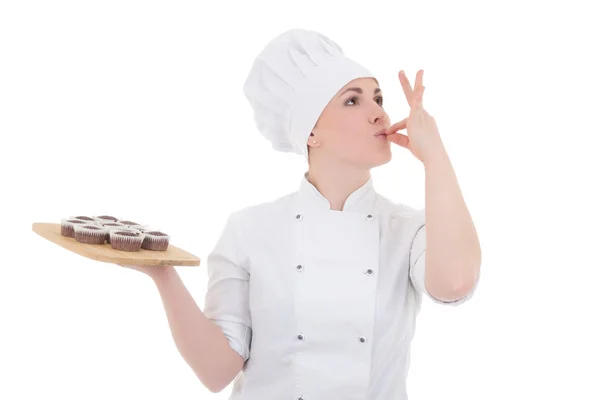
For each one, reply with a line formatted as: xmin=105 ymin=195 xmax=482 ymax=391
xmin=243 ymin=28 xmax=376 ymax=160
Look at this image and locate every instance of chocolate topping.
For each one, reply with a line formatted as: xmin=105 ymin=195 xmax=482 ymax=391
xmin=75 ymin=216 xmax=94 ymax=221
xmin=148 ymin=231 xmax=167 ymax=237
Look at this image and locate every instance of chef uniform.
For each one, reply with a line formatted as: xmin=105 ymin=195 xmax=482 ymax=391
xmin=203 ymin=29 xmax=479 ymax=400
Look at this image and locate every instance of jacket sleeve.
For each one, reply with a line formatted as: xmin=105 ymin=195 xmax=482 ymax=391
xmin=408 ymin=208 xmax=479 ymax=306
xmin=203 ymin=210 xmax=252 ymax=361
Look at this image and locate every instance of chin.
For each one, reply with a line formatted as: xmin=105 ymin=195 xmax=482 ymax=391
xmin=371 ymin=147 xmax=393 ymax=167
xmin=359 ymin=151 xmax=392 ymax=169
xmin=372 ymin=157 xmax=392 ymax=168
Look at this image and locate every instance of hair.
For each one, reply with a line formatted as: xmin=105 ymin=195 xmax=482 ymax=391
xmin=306 ymin=132 xmax=316 ymax=164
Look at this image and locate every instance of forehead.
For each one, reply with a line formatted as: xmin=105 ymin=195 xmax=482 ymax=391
xmin=337 ymin=77 xmax=380 ymax=93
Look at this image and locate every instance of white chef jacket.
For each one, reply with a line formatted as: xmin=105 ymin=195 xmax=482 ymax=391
xmin=203 ymin=172 xmax=478 ymax=400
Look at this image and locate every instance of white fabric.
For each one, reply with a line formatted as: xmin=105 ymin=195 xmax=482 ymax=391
xmin=203 ymin=173 xmax=478 ymax=399
xmin=242 ymin=29 xmax=375 ymax=160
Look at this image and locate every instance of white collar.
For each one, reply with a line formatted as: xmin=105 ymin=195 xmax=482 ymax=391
xmin=297 ymin=171 xmax=377 ymax=213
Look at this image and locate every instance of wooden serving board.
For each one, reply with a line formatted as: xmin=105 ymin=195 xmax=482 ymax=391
xmin=32 ymin=223 xmax=200 ymax=267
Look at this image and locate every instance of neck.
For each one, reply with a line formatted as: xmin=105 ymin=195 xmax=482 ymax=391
xmin=306 ymin=162 xmax=371 ymax=211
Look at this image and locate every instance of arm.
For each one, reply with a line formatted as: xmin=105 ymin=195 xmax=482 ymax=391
xmin=150 ymin=266 xmax=244 ymax=393
xmin=423 ymin=147 xmax=481 ymax=301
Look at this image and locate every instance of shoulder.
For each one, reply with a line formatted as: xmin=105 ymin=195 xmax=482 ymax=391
xmin=375 ymin=192 xmax=426 ymax=237
xmin=227 ymin=190 xmax=298 ymax=229
xmin=375 ymin=192 xmax=425 ymax=221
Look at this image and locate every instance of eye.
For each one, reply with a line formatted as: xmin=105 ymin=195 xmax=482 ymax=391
xmin=345 ymin=96 xmax=384 ymax=106
xmin=345 ymin=96 xmax=359 ymax=106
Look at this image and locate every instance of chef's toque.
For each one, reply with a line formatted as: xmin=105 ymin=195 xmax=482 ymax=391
xmin=243 ymin=28 xmax=376 ymax=160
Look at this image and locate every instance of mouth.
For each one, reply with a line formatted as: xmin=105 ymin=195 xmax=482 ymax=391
xmin=374 ymin=127 xmax=388 ymax=140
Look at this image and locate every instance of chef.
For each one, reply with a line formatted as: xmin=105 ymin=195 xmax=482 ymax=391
xmin=203 ymin=28 xmax=481 ymax=400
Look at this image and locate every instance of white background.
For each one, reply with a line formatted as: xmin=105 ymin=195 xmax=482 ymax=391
xmin=1 ymin=0 xmax=599 ymax=399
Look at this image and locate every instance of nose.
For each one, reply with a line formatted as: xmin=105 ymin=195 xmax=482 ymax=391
xmin=369 ymin=108 xmax=388 ymax=127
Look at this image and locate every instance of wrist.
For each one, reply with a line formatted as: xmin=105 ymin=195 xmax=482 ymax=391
xmin=422 ymin=144 xmax=450 ymax=169
xmin=150 ymin=265 xmax=176 ymax=282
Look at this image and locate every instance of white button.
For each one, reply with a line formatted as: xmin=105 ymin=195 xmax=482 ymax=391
xmin=298 ymin=397 xmax=304 ymax=400
xmin=359 ymin=336 xmax=367 ymax=343
xmin=295 ymin=214 xmax=303 ymax=221
xmin=297 ymin=333 xmax=305 ymax=340
xmin=296 ymin=264 xmax=304 ymax=272
xmin=365 ymin=269 xmax=374 ymax=275
xmin=366 ymin=214 xmax=373 ymax=220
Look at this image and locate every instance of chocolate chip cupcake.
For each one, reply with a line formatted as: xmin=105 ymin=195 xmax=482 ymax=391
xmin=61 ymin=218 xmax=89 ymax=238
xmin=141 ymin=231 xmax=170 ymax=251
xmin=73 ymin=224 xmax=108 ymax=245
xmin=110 ymin=230 xmax=145 ymax=252
xmin=93 ymin=215 xmax=119 ymax=224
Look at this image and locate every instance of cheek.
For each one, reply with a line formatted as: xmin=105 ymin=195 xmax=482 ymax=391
xmin=328 ymin=128 xmax=373 ymax=158
xmin=329 ymin=116 xmax=365 ymax=142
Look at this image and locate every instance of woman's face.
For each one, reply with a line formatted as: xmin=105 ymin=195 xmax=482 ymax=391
xmin=308 ymin=77 xmax=392 ymax=168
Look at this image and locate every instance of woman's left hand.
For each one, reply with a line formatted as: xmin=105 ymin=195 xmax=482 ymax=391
xmin=386 ymin=70 xmax=446 ymax=165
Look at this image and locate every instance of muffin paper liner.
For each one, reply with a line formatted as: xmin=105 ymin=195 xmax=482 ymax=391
xmin=109 ymin=229 xmax=145 ymax=252
xmin=100 ymin=222 xmax=129 ymax=243
xmin=73 ymin=224 xmax=108 ymax=245
xmin=61 ymin=218 xmax=89 ymax=238
xmin=141 ymin=231 xmax=171 ymax=251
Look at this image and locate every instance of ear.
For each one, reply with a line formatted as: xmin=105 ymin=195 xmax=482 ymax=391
xmin=307 ymin=133 xmax=319 ymax=148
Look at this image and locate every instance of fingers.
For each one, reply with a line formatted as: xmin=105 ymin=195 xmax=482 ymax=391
xmin=386 ymin=117 xmax=408 ymax=134
xmin=412 ymin=85 xmax=425 ymax=110
xmin=398 ymin=70 xmax=414 ymax=107
xmin=387 ymin=132 xmax=410 ymax=148
xmin=400 ymin=69 xmax=426 ymax=110
xmin=415 ymin=70 xmax=424 ymax=92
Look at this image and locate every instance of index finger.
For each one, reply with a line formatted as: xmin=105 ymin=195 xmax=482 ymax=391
xmin=398 ymin=70 xmax=414 ymax=106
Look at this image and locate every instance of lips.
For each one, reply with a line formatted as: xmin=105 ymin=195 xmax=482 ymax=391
xmin=374 ymin=127 xmax=388 ymax=138
xmin=374 ymin=127 xmax=388 ymax=136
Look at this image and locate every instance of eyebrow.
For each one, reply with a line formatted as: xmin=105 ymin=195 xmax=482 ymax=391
xmin=338 ymin=87 xmax=382 ymax=97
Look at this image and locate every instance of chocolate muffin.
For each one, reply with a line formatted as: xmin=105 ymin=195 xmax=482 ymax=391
xmin=61 ymin=219 xmax=88 ymax=238
xmin=110 ymin=230 xmax=145 ymax=252
xmin=71 ymin=216 xmax=95 ymax=222
xmin=73 ymin=224 xmax=107 ymax=245
xmin=135 ymin=226 xmax=155 ymax=234
xmin=94 ymin=215 xmax=119 ymax=224
xmin=141 ymin=231 xmax=170 ymax=251
xmin=101 ymin=222 xmax=126 ymax=243
xmin=118 ymin=219 xmax=145 ymax=229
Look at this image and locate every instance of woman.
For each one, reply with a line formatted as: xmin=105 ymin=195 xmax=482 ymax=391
xmin=121 ymin=29 xmax=481 ymax=399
